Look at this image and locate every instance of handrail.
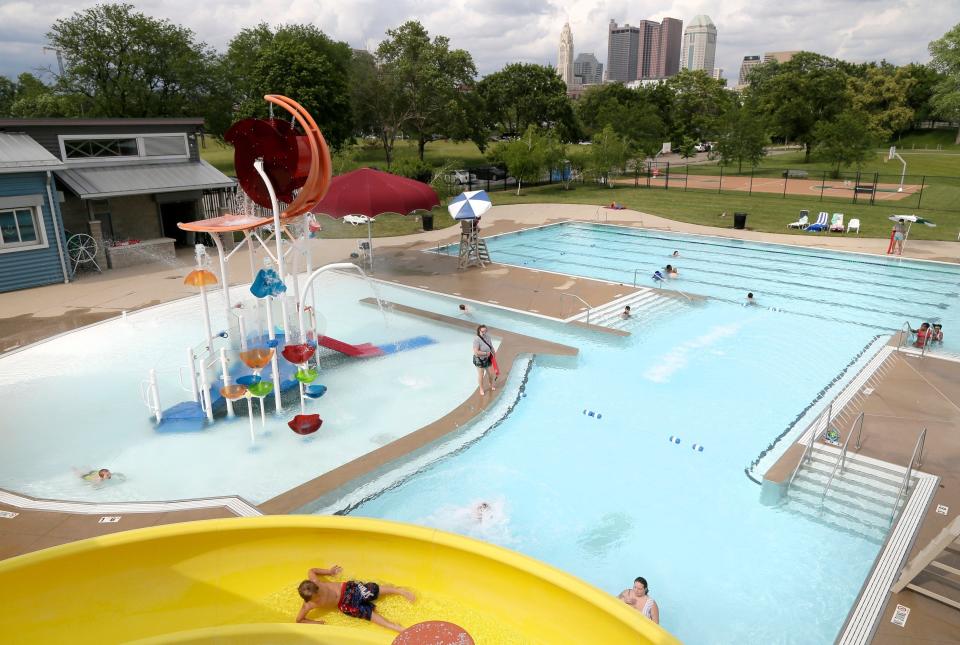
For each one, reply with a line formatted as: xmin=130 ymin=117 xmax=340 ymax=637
xmin=633 ymin=268 xmax=642 ymax=287
xmin=820 ymin=414 xmax=861 ymax=506
xmin=896 ymin=321 xmax=911 ymax=352
xmin=788 ymin=402 xmax=833 ymax=490
xmin=560 ymin=292 xmax=592 ymax=323
xmin=890 ymin=427 xmax=926 ymax=523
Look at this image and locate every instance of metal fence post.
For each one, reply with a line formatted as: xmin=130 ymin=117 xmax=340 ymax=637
xmin=665 ymin=161 xmax=670 ymax=190
xmin=783 ymin=171 xmax=788 ymax=198
xmin=853 ymin=171 xmax=861 ymax=204
xmin=870 ymin=172 xmax=878 ymax=205
xmin=719 ymin=166 xmax=723 ymax=194
xmin=820 ymin=171 xmax=826 ymax=201
xmin=748 ymin=168 xmax=754 ymax=196
xmin=684 ymin=165 xmax=689 ymax=191
xmin=916 ymin=175 xmax=926 ymax=209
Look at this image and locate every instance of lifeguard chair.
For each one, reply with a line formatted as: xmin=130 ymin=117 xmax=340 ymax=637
xmin=458 ymin=219 xmax=490 ymax=269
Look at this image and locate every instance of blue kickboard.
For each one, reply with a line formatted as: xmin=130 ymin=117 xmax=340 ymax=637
xmin=376 ymin=335 xmax=437 ymax=355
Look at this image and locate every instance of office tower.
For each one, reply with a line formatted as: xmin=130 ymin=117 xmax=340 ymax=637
xmin=738 ymin=55 xmax=761 ymax=86
xmin=637 ymin=20 xmax=660 ymax=79
xmin=557 ymin=22 xmax=574 ymax=86
xmin=763 ymin=50 xmax=799 ymax=64
xmin=712 ymin=68 xmax=724 ymax=81
xmin=573 ymin=53 xmax=603 ymax=85
xmin=606 ymin=20 xmax=640 ymax=82
xmin=680 ymin=14 xmax=717 ymax=76
xmin=657 ymin=17 xmax=683 ymax=77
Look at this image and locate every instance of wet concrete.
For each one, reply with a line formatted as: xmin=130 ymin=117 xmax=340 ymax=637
xmin=0 ymin=304 xmax=157 ymax=352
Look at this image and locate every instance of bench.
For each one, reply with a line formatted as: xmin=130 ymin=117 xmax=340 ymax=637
xmin=782 ymin=169 xmax=808 ymax=179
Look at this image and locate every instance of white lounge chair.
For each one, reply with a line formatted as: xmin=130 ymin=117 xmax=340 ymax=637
xmin=829 ymin=213 xmax=844 ymax=232
xmin=788 ymin=210 xmax=809 ymax=229
xmin=847 ymin=218 xmax=861 ymax=235
xmin=806 ymin=212 xmax=829 ymax=232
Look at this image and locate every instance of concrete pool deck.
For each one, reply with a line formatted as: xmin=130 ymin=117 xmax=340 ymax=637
xmin=3 ymin=204 xmax=960 ymax=643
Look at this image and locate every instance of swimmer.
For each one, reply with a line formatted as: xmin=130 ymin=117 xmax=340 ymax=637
xmin=671 ymin=250 xmax=680 ymax=258
xmin=932 ymin=323 xmax=944 ymax=342
xmin=664 ymin=264 xmax=678 ymax=277
xmin=474 ymin=502 xmax=492 ymax=523
xmin=746 ymin=292 xmax=757 ymax=305
xmin=81 ymin=468 xmax=112 ymax=482
xmin=621 ymin=305 xmax=632 ymax=320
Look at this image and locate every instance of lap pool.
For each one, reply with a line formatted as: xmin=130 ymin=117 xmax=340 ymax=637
xmin=336 ymin=224 xmax=960 ymax=644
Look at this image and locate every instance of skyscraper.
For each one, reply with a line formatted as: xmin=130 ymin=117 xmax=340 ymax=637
xmin=656 ymin=17 xmax=683 ymax=78
xmin=573 ymin=53 xmax=603 ymax=85
xmin=680 ymin=14 xmax=717 ymax=76
xmin=606 ymin=20 xmax=640 ymax=82
xmin=738 ymin=55 xmax=761 ymax=86
xmin=763 ymin=51 xmax=799 ymax=64
xmin=557 ymin=23 xmax=574 ymax=87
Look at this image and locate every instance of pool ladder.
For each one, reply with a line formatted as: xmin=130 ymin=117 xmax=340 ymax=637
xmin=139 ymin=368 xmax=162 ymax=423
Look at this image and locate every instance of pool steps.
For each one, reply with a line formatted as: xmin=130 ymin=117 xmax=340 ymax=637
xmin=568 ymin=288 xmax=689 ymax=329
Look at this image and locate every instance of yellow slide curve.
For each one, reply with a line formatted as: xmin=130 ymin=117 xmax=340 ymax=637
xmin=0 ymin=515 xmax=682 ymax=644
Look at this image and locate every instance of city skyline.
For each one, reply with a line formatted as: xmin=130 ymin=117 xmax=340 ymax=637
xmin=0 ymin=1 xmax=953 ymax=83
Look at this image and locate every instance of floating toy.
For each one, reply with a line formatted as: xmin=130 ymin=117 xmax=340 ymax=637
xmin=288 ymin=413 xmax=322 ymax=435
xmin=691 ymin=443 xmax=704 ymax=452
xmin=668 ymin=436 xmax=681 ymax=444
xmin=582 ymin=409 xmax=603 ymax=419
xmin=250 ymin=267 xmax=286 ymax=298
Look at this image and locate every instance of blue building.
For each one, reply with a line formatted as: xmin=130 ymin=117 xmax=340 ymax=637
xmin=0 ymin=132 xmax=69 ymax=292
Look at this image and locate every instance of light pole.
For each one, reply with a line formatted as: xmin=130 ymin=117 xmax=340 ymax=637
xmin=42 ymin=46 xmax=65 ymax=78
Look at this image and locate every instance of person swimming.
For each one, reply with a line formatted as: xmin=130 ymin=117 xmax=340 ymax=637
xmin=746 ymin=292 xmax=757 ymax=305
xmin=621 ymin=305 xmax=632 ymax=319
xmin=474 ymin=502 xmax=492 ymax=523
xmin=664 ymin=264 xmax=679 ymax=277
xmin=81 ymin=468 xmax=112 ymax=482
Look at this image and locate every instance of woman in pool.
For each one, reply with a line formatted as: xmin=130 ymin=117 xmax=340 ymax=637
xmin=664 ymin=264 xmax=679 ymax=277
xmin=472 ymin=324 xmax=496 ymax=396
xmin=618 ymin=576 xmax=659 ymax=624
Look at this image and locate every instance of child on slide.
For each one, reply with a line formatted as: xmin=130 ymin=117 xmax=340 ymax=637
xmin=296 ymin=564 xmax=416 ymax=632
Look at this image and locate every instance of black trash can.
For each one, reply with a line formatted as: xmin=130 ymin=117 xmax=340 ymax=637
xmin=421 ymin=213 xmax=434 ymax=231
xmin=733 ymin=211 xmax=747 ymax=230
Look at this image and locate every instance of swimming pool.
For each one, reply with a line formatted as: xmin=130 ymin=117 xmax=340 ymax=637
xmin=341 ymin=225 xmax=960 ymax=644
xmin=0 ymin=273 xmax=479 ymax=504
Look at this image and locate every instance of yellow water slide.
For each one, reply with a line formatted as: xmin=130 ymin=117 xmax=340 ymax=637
xmin=0 ymin=516 xmax=682 ymax=644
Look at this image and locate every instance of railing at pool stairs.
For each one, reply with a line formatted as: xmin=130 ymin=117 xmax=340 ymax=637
xmin=784 ymin=405 xmax=925 ymax=543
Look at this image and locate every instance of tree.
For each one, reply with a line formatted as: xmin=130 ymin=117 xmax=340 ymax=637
xmin=0 ymin=77 xmax=15 ymax=116
xmin=575 ymin=83 xmax=664 ymax=152
xmin=377 ymin=21 xmax=476 ymax=160
xmin=589 ymin=125 xmax=629 ymax=187
xmin=540 ymin=129 xmax=569 ymax=189
xmin=48 ymin=3 xmax=219 ymax=118
xmin=813 ymin=110 xmax=876 ymax=177
xmin=348 ymin=49 xmax=409 ymax=167
xmin=900 ymin=63 xmax=942 ymax=126
xmin=715 ymin=100 xmax=768 ymax=172
xmin=492 ymin=125 xmax=547 ymax=195
xmin=478 ymin=63 xmax=577 ymax=141
xmin=447 ymin=89 xmax=494 ymax=154
xmin=223 ymin=24 xmax=353 ymax=147
xmin=664 ymin=70 xmax=732 ymax=145
xmin=929 ymin=24 xmax=960 ymax=143
xmin=848 ymin=65 xmax=914 ymax=140
xmin=747 ymin=52 xmax=849 ymax=161
xmin=4 ymin=73 xmax=84 ymax=117
xmin=678 ymin=138 xmax=697 ymax=159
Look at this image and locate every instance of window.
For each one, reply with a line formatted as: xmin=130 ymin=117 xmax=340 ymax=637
xmin=0 ymin=207 xmax=41 ymax=248
xmin=64 ymin=138 xmax=139 ymax=159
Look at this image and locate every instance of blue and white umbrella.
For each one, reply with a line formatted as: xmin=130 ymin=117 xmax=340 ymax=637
xmin=448 ymin=190 xmax=492 ymax=220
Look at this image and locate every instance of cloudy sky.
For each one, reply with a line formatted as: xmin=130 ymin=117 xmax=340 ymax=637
xmin=1 ymin=0 xmax=956 ymax=83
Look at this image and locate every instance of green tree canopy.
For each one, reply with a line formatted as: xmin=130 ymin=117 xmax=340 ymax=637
xmin=490 ymin=125 xmax=548 ymax=194
xmin=715 ymin=99 xmax=768 ymax=172
xmin=900 ymin=63 xmax=942 ymax=125
xmin=223 ymin=23 xmax=353 ymax=148
xmin=48 ymin=3 xmax=218 ymax=118
xmin=477 ymin=63 xmax=577 ymax=142
xmin=377 ymin=21 xmax=476 ymax=160
xmin=848 ymin=65 xmax=915 ymax=139
xmin=588 ymin=125 xmax=629 ymax=187
xmin=929 ymin=23 xmax=960 ymax=143
xmin=747 ymin=52 xmax=849 ymax=161
xmin=348 ymin=49 xmax=409 ymax=166
xmin=813 ymin=110 xmax=877 ymax=177
xmin=664 ymin=70 xmax=731 ymax=145
xmin=575 ymin=83 xmax=664 ymax=154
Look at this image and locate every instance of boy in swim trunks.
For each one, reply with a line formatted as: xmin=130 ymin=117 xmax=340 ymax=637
xmin=295 ymin=564 xmax=416 ymax=632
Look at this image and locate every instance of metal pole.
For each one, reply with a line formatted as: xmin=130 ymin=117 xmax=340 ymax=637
xmin=210 ymin=233 xmax=231 ymax=320
xmin=820 ymin=171 xmax=826 ymax=201
xmin=253 ymin=159 xmax=289 ymax=343
xmin=246 ymin=397 xmax=256 ymax=446
xmin=916 ymin=176 xmax=925 ymax=209
xmin=665 ymin=162 xmax=670 ymax=190
xmin=367 ymin=219 xmax=374 ymax=271
xmin=149 ymin=368 xmax=162 ymax=423
xmin=265 ymin=299 xmax=282 ymax=413
xmin=220 ymin=347 xmax=234 ymax=417
xmin=782 ymin=171 xmax=788 ymax=198
xmin=198 ymin=357 xmax=213 ymax=421
xmin=871 ymin=172 xmax=879 ymax=205
xmin=195 ymin=245 xmax=215 ymax=352
xmin=748 ymin=168 xmax=754 ymax=196
xmin=238 ymin=316 xmax=247 ymax=351
xmin=718 ymin=166 xmax=723 ymax=194
xmin=186 ymin=347 xmax=199 ymax=403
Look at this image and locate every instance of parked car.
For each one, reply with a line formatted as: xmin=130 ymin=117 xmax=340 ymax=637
xmin=472 ymin=165 xmax=507 ymax=181
xmin=694 ymin=142 xmax=712 ymax=153
xmin=445 ymin=169 xmax=477 ymax=185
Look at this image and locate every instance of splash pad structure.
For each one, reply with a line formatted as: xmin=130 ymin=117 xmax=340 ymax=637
xmin=144 ymin=95 xmax=435 ymax=438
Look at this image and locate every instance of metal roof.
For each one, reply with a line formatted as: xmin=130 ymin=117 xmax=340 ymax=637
xmin=56 ymin=160 xmax=234 ymax=199
xmin=0 ymin=132 xmax=64 ymax=173
xmin=0 ymin=118 xmax=205 ymax=127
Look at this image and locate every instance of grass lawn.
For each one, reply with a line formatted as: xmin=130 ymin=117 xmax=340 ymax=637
xmin=488 ymin=182 xmax=960 ymax=242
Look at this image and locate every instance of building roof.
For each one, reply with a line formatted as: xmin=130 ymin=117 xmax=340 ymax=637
xmin=0 ymin=132 xmax=64 ymax=173
xmin=56 ymin=160 xmax=234 ymax=199
xmin=0 ymin=118 xmax=205 ymax=128
xmin=688 ymin=14 xmax=715 ymax=28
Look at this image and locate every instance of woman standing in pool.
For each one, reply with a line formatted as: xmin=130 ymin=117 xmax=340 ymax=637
xmin=472 ymin=324 xmax=496 ymax=396
xmin=619 ymin=576 xmax=660 ymax=624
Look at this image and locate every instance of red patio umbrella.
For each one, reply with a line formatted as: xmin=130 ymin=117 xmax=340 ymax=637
xmin=310 ymin=167 xmax=440 ymax=218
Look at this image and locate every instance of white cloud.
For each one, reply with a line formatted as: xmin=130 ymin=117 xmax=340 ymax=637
xmin=0 ymin=0 xmax=954 ymax=83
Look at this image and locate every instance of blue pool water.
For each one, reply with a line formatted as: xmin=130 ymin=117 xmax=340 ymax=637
xmin=344 ymin=225 xmax=960 ymax=644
